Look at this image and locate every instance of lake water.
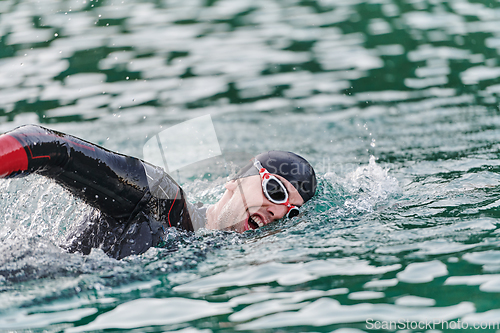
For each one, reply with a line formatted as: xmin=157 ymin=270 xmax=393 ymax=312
xmin=1 ymin=0 xmax=500 ymax=332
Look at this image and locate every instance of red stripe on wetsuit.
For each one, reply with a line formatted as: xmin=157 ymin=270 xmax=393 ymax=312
xmin=0 ymin=134 xmax=28 ymax=178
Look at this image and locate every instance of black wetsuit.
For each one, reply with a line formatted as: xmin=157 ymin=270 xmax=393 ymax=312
xmin=0 ymin=125 xmax=199 ymax=259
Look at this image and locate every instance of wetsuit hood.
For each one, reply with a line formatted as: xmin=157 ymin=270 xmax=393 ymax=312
xmin=234 ymin=151 xmax=317 ymax=203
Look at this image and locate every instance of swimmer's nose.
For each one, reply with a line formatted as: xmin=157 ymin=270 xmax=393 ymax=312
xmin=266 ymin=204 xmax=289 ymax=221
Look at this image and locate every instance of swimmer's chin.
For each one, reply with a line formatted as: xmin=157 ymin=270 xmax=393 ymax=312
xmin=207 ymin=212 xmax=264 ymax=233
xmin=205 ymin=218 xmax=244 ymax=233
xmin=216 ymin=216 xmax=251 ymax=233
xmin=220 ymin=221 xmax=247 ymax=233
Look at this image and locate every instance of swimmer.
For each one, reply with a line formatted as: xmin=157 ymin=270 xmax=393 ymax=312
xmin=0 ymin=125 xmax=317 ymax=259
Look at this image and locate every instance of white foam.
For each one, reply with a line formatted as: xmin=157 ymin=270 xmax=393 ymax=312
xmin=237 ymin=298 xmax=474 ymax=329
xmin=0 ymin=87 xmax=39 ymax=106
xmin=51 ymin=34 xmax=107 ymax=53
xmin=461 ymin=66 xmax=500 ymax=85
xmin=109 ymin=91 xmax=157 ymax=109
xmin=341 ymin=156 xmax=400 ymax=214
xmin=415 ymin=66 xmax=451 ymax=78
xmin=464 ymin=251 xmax=500 ymax=266
xmin=403 ymin=11 xmax=464 ymax=31
xmin=199 ymin=0 xmax=252 ymax=20
xmin=348 ymin=291 xmax=385 ymax=300
xmin=230 ymin=283 xmax=349 ymax=325
xmin=363 ymin=278 xmax=398 ymax=289
xmin=463 ymin=309 xmax=500 ymax=325
xmin=395 ymin=296 xmax=436 ymax=307
xmin=368 ymin=18 xmax=392 ymax=35
xmin=174 ymin=259 xmax=400 ymax=293
xmin=65 ymin=73 xmax=106 ymax=87
xmin=405 ymin=76 xmax=449 ymax=89
xmin=295 ymin=94 xmax=356 ymax=109
xmin=76 ymin=94 xmax=111 ymax=109
xmin=397 ymin=260 xmax=448 ymax=284
xmin=445 ymin=274 xmax=500 ymax=286
xmin=228 ymin=288 xmax=348 ymax=307
xmin=6 ymin=28 xmax=55 ymax=45
xmin=40 ymin=81 xmax=104 ymax=104
xmin=408 ymin=45 xmax=470 ymax=62
xmin=65 ymin=298 xmax=231 ymax=332
xmin=0 ymin=308 xmax=97 ymax=330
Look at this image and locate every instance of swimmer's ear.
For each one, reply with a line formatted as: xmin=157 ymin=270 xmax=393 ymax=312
xmin=225 ymin=179 xmax=238 ymax=191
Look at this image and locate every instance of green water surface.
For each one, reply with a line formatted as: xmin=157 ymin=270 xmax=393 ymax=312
xmin=1 ymin=0 xmax=500 ymax=332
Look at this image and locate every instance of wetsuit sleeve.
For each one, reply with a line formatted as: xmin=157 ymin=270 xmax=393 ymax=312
xmin=0 ymin=125 xmax=196 ymax=259
xmin=0 ymin=125 xmax=194 ymax=236
xmin=0 ymin=124 xmax=150 ymax=220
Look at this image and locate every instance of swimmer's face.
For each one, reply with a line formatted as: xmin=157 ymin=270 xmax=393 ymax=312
xmin=210 ymin=174 xmax=304 ymax=232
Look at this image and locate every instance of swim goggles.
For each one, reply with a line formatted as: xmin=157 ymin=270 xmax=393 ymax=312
xmin=254 ymin=160 xmax=300 ymax=219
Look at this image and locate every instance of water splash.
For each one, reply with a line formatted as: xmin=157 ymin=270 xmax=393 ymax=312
xmin=319 ymin=156 xmax=400 ymax=219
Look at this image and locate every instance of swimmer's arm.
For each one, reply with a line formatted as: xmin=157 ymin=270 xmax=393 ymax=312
xmin=0 ymin=124 xmax=149 ymax=220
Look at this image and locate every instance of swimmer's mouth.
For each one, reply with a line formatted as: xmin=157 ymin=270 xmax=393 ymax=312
xmin=248 ymin=214 xmax=265 ymax=230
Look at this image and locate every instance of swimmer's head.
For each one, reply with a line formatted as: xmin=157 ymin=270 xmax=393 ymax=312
xmin=234 ymin=151 xmax=317 ymax=203
xmin=205 ymin=151 xmax=316 ymax=232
